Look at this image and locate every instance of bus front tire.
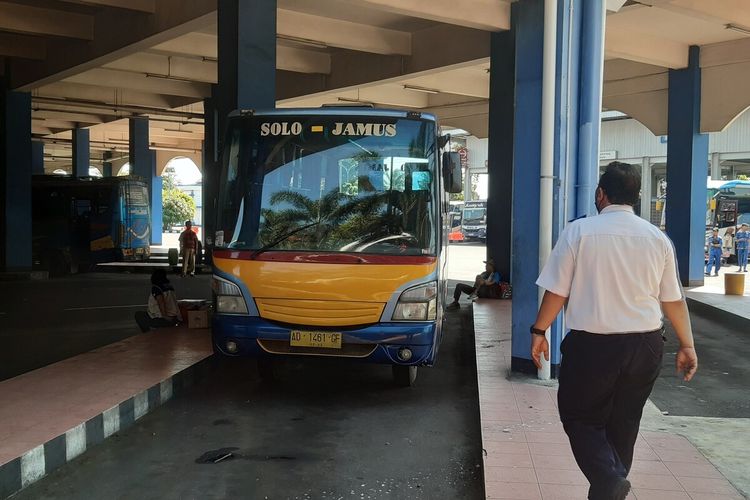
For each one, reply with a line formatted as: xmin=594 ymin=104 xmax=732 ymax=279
xmin=392 ymin=365 xmax=418 ymax=387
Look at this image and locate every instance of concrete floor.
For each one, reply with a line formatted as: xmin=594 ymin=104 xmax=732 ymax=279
xmin=13 ymin=295 xmax=484 ymax=500
xmin=0 ymin=272 xmax=211 ymax=381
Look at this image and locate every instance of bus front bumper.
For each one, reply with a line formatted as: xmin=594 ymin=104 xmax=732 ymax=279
xmin=212 ymin=315 xmax=437 ymax=366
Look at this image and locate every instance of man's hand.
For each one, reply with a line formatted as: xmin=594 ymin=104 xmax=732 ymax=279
xmin=531 ymin=334 xmax=549 ymax=369
xmin=676 ymin=347 xmax=698 ymax=382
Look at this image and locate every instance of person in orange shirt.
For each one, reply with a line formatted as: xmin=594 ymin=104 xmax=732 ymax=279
xmin=178 ymin=220 xmax=198 ymax=277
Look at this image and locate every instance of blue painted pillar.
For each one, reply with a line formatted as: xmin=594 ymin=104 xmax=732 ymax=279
xmin=203 ymin=94 xmax=217 ymax=250
xmin=31 ymin=141 xmax=44 ymax=175
xmin=102 ymin=151 xmax=113 ymax=177
xmin=666 ymin=46 xmax=708 ymax=287
xmin=207 ymin=0 xmax=276 ymax=248
xmin=150 ymin=151 xmax=162 ymax=245
xmin=72 ymin=128 xmax=90 ymax=178
xmin=510 ymin=0 xmax=544 ymax=375
xmin=510 ymin=0 xmax=606 ymax=376
xmin=129 ymin=117 xmax=154 ymax=244
xmin=486 ymin=29 xmax=515 ymax=281
xmin=1 ymin=90 xmax=32 ymax=269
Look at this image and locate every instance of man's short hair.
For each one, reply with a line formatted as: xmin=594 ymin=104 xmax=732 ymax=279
xmin=598 ymin=161 xmax=641 ymax=206
xmin=185 ymin=220 xmax=192 ymax=226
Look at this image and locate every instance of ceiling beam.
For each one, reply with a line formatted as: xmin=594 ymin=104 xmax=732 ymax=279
xmin=344 ymin=0 xmax=510 ymax=31
xmin=0 ymin=1 xmax=93 ymax=39
xmin=10 ymin=0 xmax=216 ymax=90
xmin=638 ymin=0 xmax=750 ymax=28
xmin=277 ymin=8 xmax=411 ymax=55
xmin=120 ymin=44 xmax=330 ymax=77
xmin=32 ymin=109 xmax=107 ymax=125
xmin=104 ymin=53 xmax=216 ymax=83
xmin=605 ymin=24 xmax=688 ymax=69
xmin=56 ymin=0 xmax=156 ymax=13
xmin=0 ymin=33 xmax=46 ymax=60
xmin=62 ymin=68 xmax=210 ymax=99
xmin=34 ymin=81 xmax=198 ymax=110
xmin=700 ymin=37 xmax=750 ymax=68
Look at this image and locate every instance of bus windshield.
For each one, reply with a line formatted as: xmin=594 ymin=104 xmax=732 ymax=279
xmin=463 ymin=208 xmax=485 ymax=222
xmin=216 ymin=115 xmax=438 ymax=256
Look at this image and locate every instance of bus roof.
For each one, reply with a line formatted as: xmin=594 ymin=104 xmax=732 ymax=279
xmin=228 ymin=107 xmax=437 ymax=122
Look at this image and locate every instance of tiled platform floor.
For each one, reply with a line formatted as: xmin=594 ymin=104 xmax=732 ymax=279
xmin=473 ymin=300 xmax=744 ymax=500
xmin=0 ymin=327 xmax=212 ymax=468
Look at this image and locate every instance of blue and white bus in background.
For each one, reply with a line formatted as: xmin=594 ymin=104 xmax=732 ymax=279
xmin=32 ymin=176 xmax=151 ymax=274
xmin=461 ymin=200 xmax=487 ymax=241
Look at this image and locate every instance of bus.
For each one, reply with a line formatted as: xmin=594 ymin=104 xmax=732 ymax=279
xmin=708 ymin=180 xmax=750 ymax=232
xmin=462 ymin=200 xmax=487 ymax=241
xmin=32 ymin=175 xmax=151 ymax=274
xmin=211 ymin=108 xmax=462 ymax=386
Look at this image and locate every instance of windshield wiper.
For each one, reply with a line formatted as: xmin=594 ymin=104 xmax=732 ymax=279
xmin=250 ymin=221 xmax=320 ymax=259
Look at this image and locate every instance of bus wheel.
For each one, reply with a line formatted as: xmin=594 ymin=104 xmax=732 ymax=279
xmin=257 ymin=358 xmax=275 ymax=382
xmin=392 ymin=365 xmax=417 ymax=387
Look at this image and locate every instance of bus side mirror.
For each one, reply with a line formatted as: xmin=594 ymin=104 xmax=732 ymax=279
xmin=442 ymin=152 xmax=462 ymax=194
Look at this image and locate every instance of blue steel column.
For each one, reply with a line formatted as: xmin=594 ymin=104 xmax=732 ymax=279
xmin=486 ymin=29 xmax=515 ymax=281
xmin=510 ymin=0 xmax=544 ymax=374
xmin=205 ymin=0 xmax=276 ymax=248
xmin=575 ymin=0 xmax=605 ymax=218
xmin=102 ymin=151 xmax=113 ymax=177
xmin=72 ymin=128 xmax=90 ymax=178
xmin=1 ymin=90 xmax=32 ymax=269
xmin=150 ymin=151 xmax=163 ymax=245
xmin=666 ymin=46 xmax=708 ymax=287
xmin=128 ymin=117 xmax=154 ymax=243
xmin=510 ymin=0 xmax=605 ymax=375
xmin=32 ymin=141 xmax=44 ymax=175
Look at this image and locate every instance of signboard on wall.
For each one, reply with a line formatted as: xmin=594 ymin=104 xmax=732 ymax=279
xmin=599 ymin=150 xmax=617 ymax=161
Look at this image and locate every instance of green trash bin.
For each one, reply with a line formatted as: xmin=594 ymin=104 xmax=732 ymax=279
xmin=167 ymin=248 xmax=179 ymax=266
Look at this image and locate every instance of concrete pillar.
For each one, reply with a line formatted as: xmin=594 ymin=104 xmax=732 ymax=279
xmin=710 ymin=152 xmax=721 ymax=180
xmin=72 ymin=128 xmax=90 ymax=178
xmin=31 ymin=141 xmax=44 ymax=175
xmin=204 ymin=0 xmax=277 ymax=248
xmin=509 ymin=0 xmax=544 ymax=375
xmin=666 ymin=46 xmax=709 ymax=287
xmin=640 ymin=157 xmax=652 ymax=223
xmin=1 ymin=90 xmax=32 ymax=269
xmin=486 ymin=29 xmax=515 ymax=281
xmin=150 ymin=151 xmax=162 ymax=245
xmin=102 ymin=151 xmax=113 ymax=177
xmin=510 ymin=0 xmax=606 ymax=376
xmin=129 ymin=117 xmax=155 ymax=244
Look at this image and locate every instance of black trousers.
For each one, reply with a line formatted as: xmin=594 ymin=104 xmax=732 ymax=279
xmin=558 ymin=329 xmax=664 ymax=500
xmin=453 ymin=283 xmax=475 ymax=301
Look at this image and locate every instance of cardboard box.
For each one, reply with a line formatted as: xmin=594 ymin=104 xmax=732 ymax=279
xmin=187 ymin=309 xmax=209 ymax=329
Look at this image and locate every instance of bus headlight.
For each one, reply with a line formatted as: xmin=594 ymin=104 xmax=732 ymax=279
xmin=212 ymin=276 xmax=248 ymax=315
xmin=392 ymin=282 xmax=437 ymax=321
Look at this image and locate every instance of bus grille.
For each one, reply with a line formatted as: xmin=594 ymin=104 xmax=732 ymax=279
xmin=257 ymin=339 xmax=377 ymax=358
xmin=255 ymin=299 xmax=384 ymax=327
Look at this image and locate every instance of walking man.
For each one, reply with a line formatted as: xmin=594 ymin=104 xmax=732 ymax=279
xmin=179 ymin=220 xmax=198 ymax=277
xmin=529 ymin=162 xmax=698 ymax=500
xmin=736 ymin=223 xmax=749 ymax=272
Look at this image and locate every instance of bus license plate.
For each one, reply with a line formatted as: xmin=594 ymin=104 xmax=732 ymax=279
xmin=290 ymin=330 xmax=342 ymax=349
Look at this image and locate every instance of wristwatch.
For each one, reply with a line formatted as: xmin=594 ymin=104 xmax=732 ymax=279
xmin=530 ymin=325 xmax=546 ymax=336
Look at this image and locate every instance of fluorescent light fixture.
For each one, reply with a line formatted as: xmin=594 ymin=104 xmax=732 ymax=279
xmin=337 ymin=97 xmax=375 ymax=106
xmin=144 ymin=73 xmax=195 ymax=83
xmin=725 ymin=24 xmax=750 ymax=36
xmin=403 ymin=85 xmax=440 ymax=94
xmin=277 ymin=34 xmax=328 ymax=50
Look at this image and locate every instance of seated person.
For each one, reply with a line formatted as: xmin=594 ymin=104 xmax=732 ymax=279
xmin=134 ymin=269 xmax=182 ymax=332
xmin=447 ymin=258 xmax=501 ymax=309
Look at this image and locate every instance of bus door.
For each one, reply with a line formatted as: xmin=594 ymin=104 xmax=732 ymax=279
xmin=716 ymin=199 xmax=738 ymax=229
xmin=119 ymin=182 xmax=151 ymax=258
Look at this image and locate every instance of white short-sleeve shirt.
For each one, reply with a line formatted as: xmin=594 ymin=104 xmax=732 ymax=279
xmin=536 ymin=204 xmax=683 ymax=334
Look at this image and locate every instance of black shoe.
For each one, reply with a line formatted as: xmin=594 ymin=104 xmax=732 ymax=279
xmin=704 ymin=273 xmax=711 ymax=277
xmin=612 ymin=477 xmax=631 ymax=500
